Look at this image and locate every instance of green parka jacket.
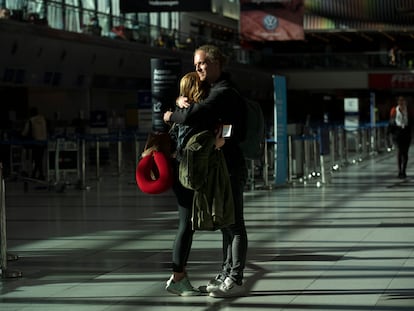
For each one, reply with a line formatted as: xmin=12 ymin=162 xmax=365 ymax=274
xmin=179 ymin=130 xmax=235 ymax=230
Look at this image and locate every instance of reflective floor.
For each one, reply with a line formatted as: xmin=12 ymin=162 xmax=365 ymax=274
xmin=1 ymin=149 xmax=414 ymax=311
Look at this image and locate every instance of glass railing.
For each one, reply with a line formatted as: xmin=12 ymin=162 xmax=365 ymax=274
xmin=2 ymin=0 xmax=239 ymax=57
xmin=3 ymin=0 xmax=414 ymax=71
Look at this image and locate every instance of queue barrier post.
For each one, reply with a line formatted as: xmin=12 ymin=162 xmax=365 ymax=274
xmin=287 ymin=135 xmax=293 ymax=183
xmin=95 ymin=137 xmax=100 ymax=180
xmin=262 ymin=139 xmax=270 ymax=188
xmin=78 ymin=138 xmax=90 ymax=190
xmin=0 ymin=163 xmax=22 ymax=279
xmin=117 ymin=131 xmax=123 ymax=175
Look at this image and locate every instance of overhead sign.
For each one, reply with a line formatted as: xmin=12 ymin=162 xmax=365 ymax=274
xmin=240 ymin=0 xmax=304 ymax=41
xmin=120 ymin=0 xmax=211 ymax=13
xmin=369 ymin=73 xmax=414 ymax=89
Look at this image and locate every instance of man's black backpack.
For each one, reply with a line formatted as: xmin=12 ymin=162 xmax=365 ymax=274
xmin=240 ymin=98 xmax=266 ymax=160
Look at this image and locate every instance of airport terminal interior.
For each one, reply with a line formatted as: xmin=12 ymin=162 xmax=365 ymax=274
xmin=1 ymin=142 xmax=414 ymax=311
xmin=1 ymin=1 xmax=414 ymax=310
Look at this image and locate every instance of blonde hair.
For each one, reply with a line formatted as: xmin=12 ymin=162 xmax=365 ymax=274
xmin=179 ymin=72 xmax=209 ymax=103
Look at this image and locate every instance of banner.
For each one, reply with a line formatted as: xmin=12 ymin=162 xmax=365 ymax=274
xmin=151 ymin=58 xmax=181 ymax=132
xmin=369 ymin=73 xmax=414 ymax=89
xmin=120 ymin=0 xmax=211 ymax=13
xmin=240 ymin=0 xmax=304 ymax=41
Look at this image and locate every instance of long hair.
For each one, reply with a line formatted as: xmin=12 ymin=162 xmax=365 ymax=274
xmin=179 ymin=72 xmax=209 ymax=103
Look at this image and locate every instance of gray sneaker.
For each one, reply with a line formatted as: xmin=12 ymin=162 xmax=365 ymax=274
xmin=209 ymin=277 xmax=246 ymax=298
xmin=165 ymin=275 xmax=201 ymax=296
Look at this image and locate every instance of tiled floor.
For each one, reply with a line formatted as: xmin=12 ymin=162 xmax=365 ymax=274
xmin=1 ymin=148 xmax=414 ymax=311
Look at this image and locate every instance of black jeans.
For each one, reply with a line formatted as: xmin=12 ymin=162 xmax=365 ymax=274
xmin=31 ymin=144 xmax=46 ymax=179
xmin=220 ymin=160 xmax=248 ymax=284
xmin=394 ymin=128 xmax=411 ymax=175
xmin=171 ymin=166 xmax=194 ymax=273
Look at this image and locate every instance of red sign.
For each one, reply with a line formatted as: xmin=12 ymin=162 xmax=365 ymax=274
xmin=240 ymin=0 xmax=304 ymax=41
xmin=369 ymin=73 xmax=414 ymax=89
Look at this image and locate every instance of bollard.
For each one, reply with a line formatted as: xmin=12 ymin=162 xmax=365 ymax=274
xmin=0 ymin=163 xmax=22 ymax=278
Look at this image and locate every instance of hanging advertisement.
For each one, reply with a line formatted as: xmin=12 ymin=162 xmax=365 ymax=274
xmin=240 ymin=0 xmax=305 ymax=41
xmin=151 ymin=58 xmax=181 ymax=132
xmin=120 ymin=0 xmax=211 ymax=13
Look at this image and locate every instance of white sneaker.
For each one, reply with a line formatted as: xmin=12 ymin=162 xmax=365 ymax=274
xmin=209 ymin=277 xmax=246 ymax=298
xmin=206 ymin=277 xmax=224 ymax=293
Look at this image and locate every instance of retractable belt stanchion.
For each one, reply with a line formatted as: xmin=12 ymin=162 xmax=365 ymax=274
xmin=249 ymin=160 xmax=255 ymax=191
xmin=95 ymin=137 xmax=100 ymax=180
xmin=54 ymin=138 xmax=61 ymax=184
xmin=303 ymin=138 xmax=310 ymax=179
xmin=53 ymin=138 xmax=66 ymax=193
xmin=287 ymin=136 xmax=293 ymax=183
xmin=0 ymin=163 xmax=22 ymax=278
xmin=117 ymin=132 xmax=122 ymax=176
xmin=262 ymin=139 xmax=270 ymax=188
xmin=78 ymin=138 xmax=90 ymax=190
xmin=313 ymin=136 xmax=319 ymax=174
xmin=330 ymin=128 xmax=337 ymax=169
xmin=135 ymin=134 xmax=140 ymax=162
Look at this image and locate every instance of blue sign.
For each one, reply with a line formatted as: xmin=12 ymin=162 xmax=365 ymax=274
xmin=273 ymin=75 xmax=287 ymax=186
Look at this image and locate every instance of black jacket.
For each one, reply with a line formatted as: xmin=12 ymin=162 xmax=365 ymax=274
xmin=170 ymin=73 xmax=246 ymax=173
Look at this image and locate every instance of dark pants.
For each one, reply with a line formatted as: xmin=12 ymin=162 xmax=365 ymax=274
xmin=220 ymin=160 xmax=248 ymax=284
xmin=394 ymin=127 xmax=411 ymax=175
xmin=171 ymin=164 xmax=194 ymax=273
xmin=31 ymin=144 xmax=46 ymax=179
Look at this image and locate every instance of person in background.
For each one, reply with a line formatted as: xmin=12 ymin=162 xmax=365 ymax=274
xmin=389 ymin=96 xmax=412 ymax=178
xmin=83 ymin=16 xmax=101 ymax=36
xmin=0 ymin=7 xmax=11 ymax=19
xmin=22 ymin=107 xmax=48 ymax=180
xmin=164 ymin=45 xmax=248 ymax=298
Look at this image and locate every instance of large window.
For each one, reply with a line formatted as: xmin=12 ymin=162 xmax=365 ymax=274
xmin=2 ymin=0 xmax=155 ymax=35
